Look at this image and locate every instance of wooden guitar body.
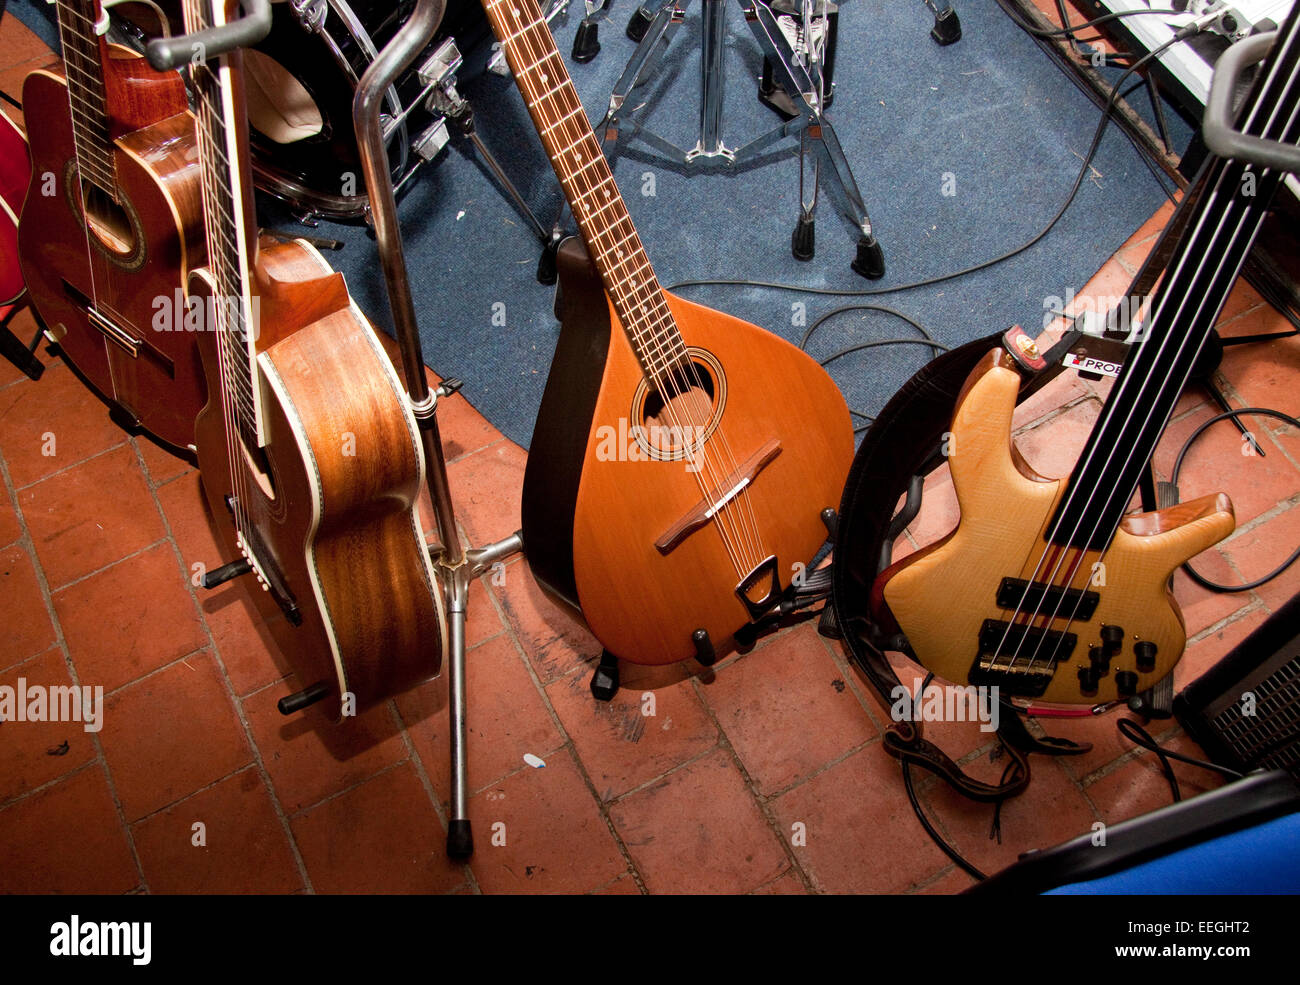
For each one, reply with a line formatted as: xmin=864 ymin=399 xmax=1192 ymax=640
xmin=190 ymin=237 xmax=445 ymax=720
xmin=18 ymin=57 xmax=205 ymax=452
xmin=873 ymin=350 xmax=1234 ymax=705
xmin=524 ymin=240 xmax=854 ymax=666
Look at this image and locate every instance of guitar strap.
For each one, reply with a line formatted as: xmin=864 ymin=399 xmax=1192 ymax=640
xmin=830 ymin=332 xmax=1089 ymax=803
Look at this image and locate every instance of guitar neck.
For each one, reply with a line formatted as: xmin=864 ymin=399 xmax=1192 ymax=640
xmin=183 ymin=0 xmax=264 ymax=448
xmin=482 ymin=0 xmax=688 ymax=387
xmin=1049 ymin=5 xmax=1300 ymax=551
xmin=53 ymin=0 xmax=117 ymax=194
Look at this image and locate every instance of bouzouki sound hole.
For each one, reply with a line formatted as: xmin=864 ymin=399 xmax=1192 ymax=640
xmin=631 ymin=347 xmax=727 ymax=462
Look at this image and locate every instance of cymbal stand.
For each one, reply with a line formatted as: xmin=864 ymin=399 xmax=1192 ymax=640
xmin=354 ymin=0 xmax=524 ymax=860
xmin=596 ymin=0 xmax=887 ymax=277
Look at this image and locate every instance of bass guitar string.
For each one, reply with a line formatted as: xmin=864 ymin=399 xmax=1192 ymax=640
xmin=1027 ymin=37 xmax=1300 ymax=674
xmin=1008 ymin=15 xmax=1300 ymax=678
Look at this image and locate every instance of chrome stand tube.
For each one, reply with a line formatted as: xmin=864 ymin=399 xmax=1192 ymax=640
xmin=353 ymin=0 xmax=523 ymax=860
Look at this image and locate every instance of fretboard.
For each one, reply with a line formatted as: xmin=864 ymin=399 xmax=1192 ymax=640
xmin=184 ymin=0 xmax=262 ymax=449
xmin=482 ymin=0 xmax=689 ymax=388
xmin=1048 ymin=5 xmax=1300 ymax=551
xmin=54 ymin=0 xmax=117 ymax=194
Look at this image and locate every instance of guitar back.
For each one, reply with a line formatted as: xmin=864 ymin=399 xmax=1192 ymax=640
xmin=191 ymin=238 xmax=445 ymax=718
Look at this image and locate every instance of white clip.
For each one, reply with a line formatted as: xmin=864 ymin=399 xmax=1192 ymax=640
xmin=95 ymin=8 xmax=111 ymax=35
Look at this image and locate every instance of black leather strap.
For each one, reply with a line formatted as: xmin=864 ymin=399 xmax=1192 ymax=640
xmin=830 ymin=333 xmax=1089 ymax=803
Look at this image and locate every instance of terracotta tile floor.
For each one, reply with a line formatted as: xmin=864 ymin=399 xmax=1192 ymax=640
xmin=2 ymin=9 xmax=1298 ymax=894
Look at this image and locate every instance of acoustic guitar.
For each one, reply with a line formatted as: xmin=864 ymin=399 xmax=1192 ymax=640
xmin=490 ymin=0 xmax=855 ymax=666
xmin=19 ymin=0 xmax=207 ymax=452
xmin=872 ymin=14 xmax=1300 ymax=705
xmin=182 ymin=0 xmax=445 ymax=719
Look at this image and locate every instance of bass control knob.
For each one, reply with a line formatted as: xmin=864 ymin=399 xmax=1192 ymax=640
xmin=1115 ymin=670 xmax=1138 ymax=697
xmin=1077 ymin=666 xmax=1099 ymax=697
xmin=1134 ymin=640 xmax=1158 ymax=673
xmin=1101 ymin=624 xmax=1124 ymax=657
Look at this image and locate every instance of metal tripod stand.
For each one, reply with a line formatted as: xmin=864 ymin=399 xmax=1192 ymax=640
xmin=595 ymin=0 xmax=888 ymax=276
xmin=354 ymin=0 xmax=523 ymax=860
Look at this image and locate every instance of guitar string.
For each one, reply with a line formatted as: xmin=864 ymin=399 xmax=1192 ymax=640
xmin=995 ymin=15 xmax=1300 ymax=682
xmin=493 ymin=0 xmax=774 ymax=581
xmin=491 ymin=1 xmax=761 ymax=574
xmin=188 ymin=0 xmax=252 ymax=560
xmin=493 ymin=0 xmax=775 ymax=577
xmin=1022 ymin=21 xmax=1300 ymax=676
xmin=54 ymin=0 xmax=110 ymax=372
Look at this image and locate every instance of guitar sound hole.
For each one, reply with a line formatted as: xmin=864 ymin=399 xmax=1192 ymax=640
xmin=79 ymin=177 xmax=137 ymax=257
xmin=642 ymin=362 xmax=716 ymax=455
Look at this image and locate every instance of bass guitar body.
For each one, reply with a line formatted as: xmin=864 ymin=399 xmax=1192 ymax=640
xmin=524 ymin=241 xmax=854 ymax=666
xmin=190 ymin=238 xmax=445 ymax=719
xmin=873 ymin=350 xmax=1235 ymax=705
xmin=18 ymin=56 xmax=205 ymax=451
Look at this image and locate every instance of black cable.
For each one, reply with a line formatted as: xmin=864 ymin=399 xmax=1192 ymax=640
xmin=0 ymin=89 xmax=20 ymax=112
xmin=1117 ymin=718 xmax=1244 ymax=804
xmin=902 ymin=761 xmax=989 ymax=882
xmin=999 ymin=5 xmax=1184 ymax=40
xmin=1171 ymin=407 xmax=1300 ymax=592
xmin=668 ymin=33 xmax=1191 ymax=301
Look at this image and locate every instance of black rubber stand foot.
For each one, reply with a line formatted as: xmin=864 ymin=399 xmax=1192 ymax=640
xmin=931 ymin=8 xmax=961 ymax=45
xmin=851 ymin=233 xmax=886 ymax=280
xmin=573 ymin=21 xmax=600 ymax=62
xmin=446 ymin=819 xmax=473 ymax=859
xmin=791 ymin=213 xmax=815 ymax=261
xmin=626 ymin=6 xmax=654 ymax=42
xmin=537 ymin=230 xmax=562 ymax=285
xmin=590 ymin=651 xmax=619 ymax=701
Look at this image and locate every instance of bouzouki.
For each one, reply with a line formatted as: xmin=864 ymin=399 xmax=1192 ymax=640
xmin=871 ymin=12 xmax=1300 ymax=706
xmin=491 ymin=0 xmax=854 ymax=667
xmin=19 ymin=0 xmax=207 ymax=451
xmin=182 ymin=0 xmax=445 ymax=719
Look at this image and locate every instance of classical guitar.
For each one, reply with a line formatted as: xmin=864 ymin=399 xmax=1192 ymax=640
xmin=490 ymin=0 xmax=854 ymax=667
xmin=873 ymin=14 xmax=1300 ymax=705
xmin=18 ymin=0 xmax=207 ymax=451
xmin=2 ymin=106 xmax=28 ymax=307
xmin=181 ymin=0 xmax=445 ymax=718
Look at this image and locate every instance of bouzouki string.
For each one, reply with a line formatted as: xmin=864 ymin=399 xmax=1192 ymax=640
xmin=490 ymin=0 xmax=773 ymax=580
xmin=994 ymin=15 xmax=1300 ymax=674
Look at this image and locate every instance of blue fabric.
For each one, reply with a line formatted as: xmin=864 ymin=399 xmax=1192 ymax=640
xmin=1046 ymin=813 xmax=1300 ymax=894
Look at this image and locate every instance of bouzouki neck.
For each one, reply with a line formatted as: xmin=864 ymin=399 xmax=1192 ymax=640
xmin=481 ymin=0 xmax=689 ymax=390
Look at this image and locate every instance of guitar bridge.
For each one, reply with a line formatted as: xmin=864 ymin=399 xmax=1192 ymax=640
xmin=967 ymin=619 xmax=1076 ymax=697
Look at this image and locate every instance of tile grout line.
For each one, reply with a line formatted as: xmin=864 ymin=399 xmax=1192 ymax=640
xmin=129 ymin=436 xmax=317 ymax=895
xmin=0 ymin=439 xmax=153 ymax=892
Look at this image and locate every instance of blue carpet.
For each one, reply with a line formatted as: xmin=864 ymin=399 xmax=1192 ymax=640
xmin=9 ymin=0 xmax=1191 ymax=448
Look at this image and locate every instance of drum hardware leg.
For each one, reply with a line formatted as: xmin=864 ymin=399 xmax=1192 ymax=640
xmin=590 ymin=650 xmax=621 ymax=701
xmin=356 ymin=0 xmax=524 ymax=860
xmin=924 ymin=0 xmax=961 ymax=46
xmin=573 ymin=0 xmax=615 ymax=63
xmin=626 ymin=3 xmax=656 ymax=40
xmin=599 ymin=0 xmax=885 ymax=272
xmin=291 ymin=209 xmax=321 ymax=228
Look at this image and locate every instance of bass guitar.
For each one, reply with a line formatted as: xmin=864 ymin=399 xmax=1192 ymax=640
xmin=493 ymin=0 xmax=855 ymax=667
xmin=872 ymin=13 xmax=1300 ymax=705
xmin=180 ymin=0 xmax=445 ymax=718
xmin=19 ymin=0 xmax=207 ymax=452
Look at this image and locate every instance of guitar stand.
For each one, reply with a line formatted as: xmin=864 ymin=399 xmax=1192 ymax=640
xmin=355 ymin=0 xmax=524 ymax=860
xmin=0 ymin=295 xmax=45 ymax=382
xmin=587 ymin=507 xmax=838 ymax=700
xmin=594 ymin=0 xmax=886 ymax=277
